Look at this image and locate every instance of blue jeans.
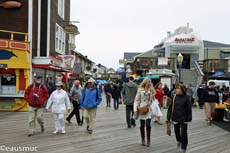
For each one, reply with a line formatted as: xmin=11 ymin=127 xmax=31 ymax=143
xmin=113 ymin=98 xmax=119 ymax=110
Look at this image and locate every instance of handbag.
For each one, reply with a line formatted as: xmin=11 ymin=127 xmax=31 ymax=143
xmin=137 ymin=93 xmax=151 ymax=115
xmin=166 ymin=94 xmax=176 ymax=136
xmin=138 ymin=104 xmax=149 ymax=115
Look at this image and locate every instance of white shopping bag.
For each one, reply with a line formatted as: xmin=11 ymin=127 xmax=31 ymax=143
xmin=151 ymin=99 xmax=163 ymax=121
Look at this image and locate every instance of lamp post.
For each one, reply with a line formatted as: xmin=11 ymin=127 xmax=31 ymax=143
xmin=177 ymin=53 xmax=183 ymax=83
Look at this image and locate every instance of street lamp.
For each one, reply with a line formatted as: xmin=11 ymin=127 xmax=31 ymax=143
xmin=177 ymin=53 xmax=183 ymax=83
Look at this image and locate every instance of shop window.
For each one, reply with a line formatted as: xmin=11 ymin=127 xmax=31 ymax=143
xmin=1 ymin=74 xmax=16 ymax=95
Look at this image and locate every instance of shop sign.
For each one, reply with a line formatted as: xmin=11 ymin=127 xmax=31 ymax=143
xmin=50 ymin=55 xmax=76 ymax=69
xmin=175 ymin=37 xmax=195 ymax=43
xmin=63 ymin=24 xmax=79 ymax=34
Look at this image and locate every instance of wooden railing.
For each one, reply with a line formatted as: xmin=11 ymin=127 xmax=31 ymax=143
xmin=0 ymin=29 xmax=28 ymax=41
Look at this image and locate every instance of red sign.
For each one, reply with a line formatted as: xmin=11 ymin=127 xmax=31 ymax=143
xmin=175 ymin=37 xmax=195 ymax=42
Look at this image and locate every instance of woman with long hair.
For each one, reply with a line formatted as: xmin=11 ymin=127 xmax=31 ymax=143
xmin=134 ymin=78 xmax=153 ymax=147
xmin=166 ymin=83 xmax=192 ymax=153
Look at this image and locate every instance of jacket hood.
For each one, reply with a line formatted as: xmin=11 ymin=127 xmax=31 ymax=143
xmin=127 ymin=82 xmax=135 ymax=88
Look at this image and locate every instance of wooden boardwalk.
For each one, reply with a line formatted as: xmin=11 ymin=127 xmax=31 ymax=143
xmin=0 ymin=94 xmax=229 ymax=153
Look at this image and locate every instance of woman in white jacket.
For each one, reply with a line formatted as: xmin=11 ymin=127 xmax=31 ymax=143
xmin=134 ymin=78 xmax=153 ymax=147
xmin=45 ymin=82 xmax=71 ymax=134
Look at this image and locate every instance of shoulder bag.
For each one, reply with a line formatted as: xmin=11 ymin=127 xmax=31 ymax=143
xmin=137 ymin=92 xmax=151 ymax=115
xmin=166 ymin=94 xmax=176 ymax=136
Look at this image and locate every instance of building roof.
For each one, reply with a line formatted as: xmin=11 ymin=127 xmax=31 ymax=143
xmin=203 ymin=40 xmax=230 ymax=48
xmin=124 ymin=52 xmax=141 ymax=60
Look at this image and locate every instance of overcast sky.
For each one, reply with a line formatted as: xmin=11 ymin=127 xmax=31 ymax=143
xmin=70 ymin=0 xmax=230 ymax=69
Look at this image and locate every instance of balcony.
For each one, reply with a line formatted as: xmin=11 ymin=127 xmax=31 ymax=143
xmin=0 ymin=30 xmax=28 ymax=51
xmin=132 ymin=57 xmax=176 ymax=74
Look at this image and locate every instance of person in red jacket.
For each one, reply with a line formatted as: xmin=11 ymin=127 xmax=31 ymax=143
xmin=155 ymin=82 xmax=165 ymax=125
xmin=24 ymin=75 xmax=49 ymax=136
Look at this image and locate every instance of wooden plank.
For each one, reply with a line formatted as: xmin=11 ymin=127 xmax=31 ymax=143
xmin=0 ymin=95 xmax=229 ymax=153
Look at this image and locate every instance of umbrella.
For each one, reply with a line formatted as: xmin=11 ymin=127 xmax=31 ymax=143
xmin=96 ymin=79 xmax=107 ymax=84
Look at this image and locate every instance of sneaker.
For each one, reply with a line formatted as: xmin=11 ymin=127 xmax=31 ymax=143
xmin=41 ymin=125 xmax=45 ymax=132
xmin=66 ymin=118 xmax=71 ymax=124
xmin=28 ymin=131 xmax=35 ymax=137
xmin=52 ymin=130 xmax=59 ymax=134
xmin=78 ymin=122 xmax=83 ymax=126
xmin=87 ymin=130 xmax=93 ymax=134
xmin=177 ymin=142 xmax=181 ymax=149
xmin=181 ymin=149 xmax=186 ymax=153
xmin=157 ymin=121 xmax=163 ymax=125
xmin=207 ymin=120 xmax=212 ymax=126
xmin=60 ymin=130 xmax=66 ymax=134
xmin=127 ymin=125 xmax=131 ymax=128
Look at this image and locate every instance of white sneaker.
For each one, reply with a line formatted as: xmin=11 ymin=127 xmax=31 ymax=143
xmin=60 ymin=130 xmax=66 ymax=134
xmin=52 ymin=130 xmax=59 ymax=134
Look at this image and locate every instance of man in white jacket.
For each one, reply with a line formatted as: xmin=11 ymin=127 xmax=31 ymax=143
xmin=45 ymin=82 xmax=71 ymax=134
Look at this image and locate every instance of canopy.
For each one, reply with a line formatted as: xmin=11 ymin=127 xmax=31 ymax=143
xmin=96 ymin=79 xmax=107 ymax=84
xmin=135 ymin=75 xmax=160 ymax=81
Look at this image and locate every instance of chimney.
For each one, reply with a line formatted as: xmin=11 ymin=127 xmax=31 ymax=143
xmin=187 ymin=22 xmax=190 ymax=33
xmin=167 ymin=31 xmax=171 ymax=37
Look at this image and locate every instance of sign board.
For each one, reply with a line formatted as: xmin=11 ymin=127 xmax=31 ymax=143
xmin=63 ymin=24 xmax=79 ymax=34
xmin=50 ymin=55 xmax=76 ymax=69
xmin=160 ymin=77 xmax=172 ymax=90
xmin=158 ymin=57 xmax=168 ymax=65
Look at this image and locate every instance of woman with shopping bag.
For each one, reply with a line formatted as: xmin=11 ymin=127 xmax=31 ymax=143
xmin=166 ymin=83 xmax=192 ymax=153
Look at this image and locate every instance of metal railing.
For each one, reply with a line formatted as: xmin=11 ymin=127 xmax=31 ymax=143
xmin=193 ymin=60 xmax=204 ymax=97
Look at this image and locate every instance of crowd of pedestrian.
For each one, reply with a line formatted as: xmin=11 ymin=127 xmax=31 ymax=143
xmin=23 ymin=74 xmax=230 ymax=153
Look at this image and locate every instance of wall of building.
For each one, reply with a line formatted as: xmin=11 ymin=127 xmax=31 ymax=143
xmin=0 ymin=0 xmax=28 ymax=40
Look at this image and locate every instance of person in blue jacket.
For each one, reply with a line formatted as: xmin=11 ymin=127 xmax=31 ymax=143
xmin=80 ymin=78 xmax=102 ymax=134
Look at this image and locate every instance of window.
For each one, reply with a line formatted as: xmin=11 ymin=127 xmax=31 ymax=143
xmin=55 ymin=24 xmax=66 ymax=54
xmin=58 ymin=0 xmax=65 ymax=19
xmin=1 ymin=74 xmax=16 ymax=95
xmin=220 ymin=51 xmax=230 ymax=59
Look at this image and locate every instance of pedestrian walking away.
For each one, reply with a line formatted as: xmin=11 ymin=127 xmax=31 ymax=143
xmin=24 ymin=75 xmax=49 ymax=136
xmin=66 ymin=80 xmax=83 ymax=125
xmin=80 ymin=78 xmax=102 ymax=134
xmin=45 ymin=82 xmax=71 ymax=134
xmin=111 ymin=83 xmax=121 ymax=110
xmin=134 ymin=78 xmax=153 ymax=147
xmin=166 ymin=83 xmax=192 ymax=153
xmin=104 ymin=83 xmax=113 ymax=107
xmin=122 ymin=76 xmax=138 ymax=128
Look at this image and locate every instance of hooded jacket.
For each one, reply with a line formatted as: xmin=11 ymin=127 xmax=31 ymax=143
xmin=80 ymin=86 xmax=102 ymax=108
xmin=122 ymin=81 xmax=138 ymax=105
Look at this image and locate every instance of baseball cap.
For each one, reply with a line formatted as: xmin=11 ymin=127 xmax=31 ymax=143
xmin=56 ymin=82 xmax=63 ymax=86
xmin=88 ymin=78 xmax=95 ymax=83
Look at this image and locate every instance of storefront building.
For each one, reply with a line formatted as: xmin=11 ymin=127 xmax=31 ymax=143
xmin=0 ymin=31 xmax=30 ymax=111
xmin=0 ymin=0 xmax=75 ymax=111
xmin=154 ymin=23 xmax=204 ymax=69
